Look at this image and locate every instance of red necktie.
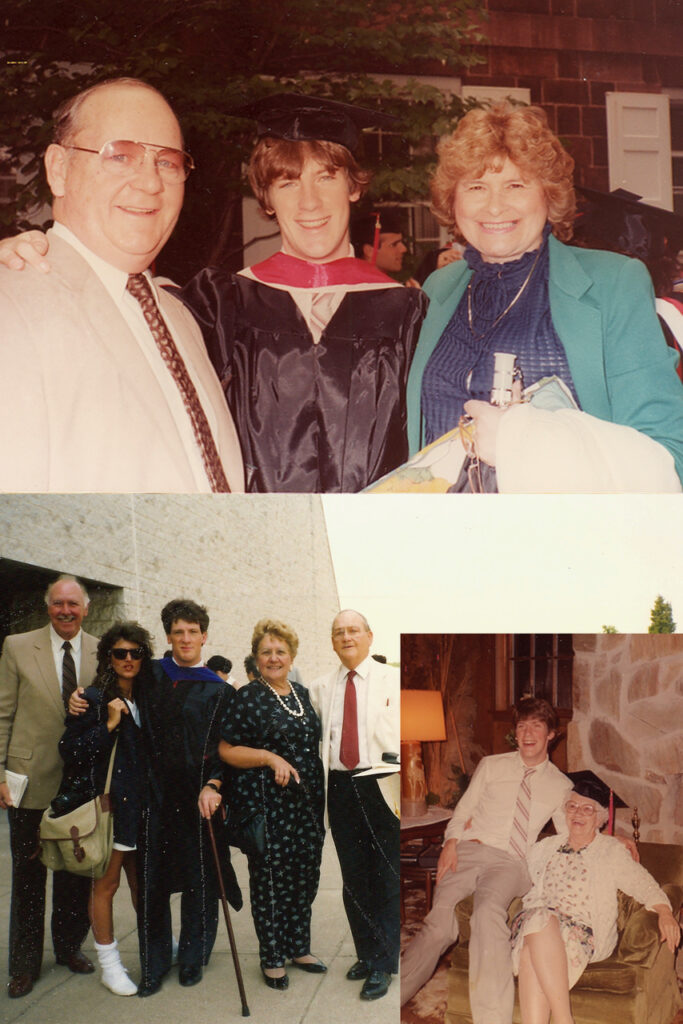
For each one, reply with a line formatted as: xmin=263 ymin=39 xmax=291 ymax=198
xmin=126 ymin=273 xmax=230 ymax=493
xmin=339 ymin=670 xmax=359 ymax=769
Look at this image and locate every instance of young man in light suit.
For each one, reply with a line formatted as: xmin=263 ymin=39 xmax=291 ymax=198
xmin=0 ymin=575 xmax=99 ymax=998
xmin=308 ymin=609 xmax=399 ymax=1001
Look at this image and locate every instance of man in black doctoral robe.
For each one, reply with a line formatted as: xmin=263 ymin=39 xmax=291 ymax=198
xmin=178 ymin=94 xmax=427 ymax=492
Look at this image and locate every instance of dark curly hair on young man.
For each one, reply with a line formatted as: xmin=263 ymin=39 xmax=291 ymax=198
xmin=160 ymin=598 xmax=209 ymax=635
xmin=512 ymin=696 xmax=558 ymax=733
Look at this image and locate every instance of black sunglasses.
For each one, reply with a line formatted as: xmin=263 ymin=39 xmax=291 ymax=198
xmin=110 ymin=647 xmax=145 ymax=660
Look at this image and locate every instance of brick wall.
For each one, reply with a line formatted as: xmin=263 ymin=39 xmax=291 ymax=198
xmin=458 ymin=0 xmax=683 ymax=191
xmin=0 ymin=494 xmax=341 ymax=685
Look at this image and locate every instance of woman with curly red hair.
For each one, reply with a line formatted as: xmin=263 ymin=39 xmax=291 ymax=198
xmin=406 ymin=102 xmax=683 ymax=491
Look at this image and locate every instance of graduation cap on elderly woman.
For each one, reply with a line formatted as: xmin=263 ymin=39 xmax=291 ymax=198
xmin=574 ymin=187 xmax=683 ymax=263
xmin=235 ymin=93 xmax=399 ymax=155
xmin=566 ymin=769 xmax=627 ymax=835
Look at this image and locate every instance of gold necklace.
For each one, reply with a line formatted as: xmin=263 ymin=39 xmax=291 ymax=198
xmin=466 ymin=245 xmax=542 ymax=342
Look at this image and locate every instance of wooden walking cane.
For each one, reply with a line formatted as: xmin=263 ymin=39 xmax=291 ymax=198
xmin=206 ymin=815 xmax=250 ymax=1016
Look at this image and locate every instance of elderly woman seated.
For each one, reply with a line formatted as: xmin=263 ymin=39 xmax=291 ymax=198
xmin=510 ymin=775 xmax=680 ymax=1024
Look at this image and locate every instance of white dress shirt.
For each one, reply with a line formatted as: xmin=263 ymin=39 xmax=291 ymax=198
xmin=444 ymin=750 xmax=572 ymax=854
xmin=328 ymin=654 xmax=374 ymax=771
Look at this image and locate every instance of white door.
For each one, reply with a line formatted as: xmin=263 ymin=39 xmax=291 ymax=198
xmin=606 ymin=91 xmax=673 ymax=211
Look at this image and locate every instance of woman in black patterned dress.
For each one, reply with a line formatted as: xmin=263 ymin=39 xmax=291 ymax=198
xmin=219 ymin=619 xmax=325 ymax=989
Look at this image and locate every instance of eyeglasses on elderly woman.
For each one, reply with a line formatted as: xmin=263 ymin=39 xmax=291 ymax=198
xmin=564 ymin=801 xmax=598 ymax=817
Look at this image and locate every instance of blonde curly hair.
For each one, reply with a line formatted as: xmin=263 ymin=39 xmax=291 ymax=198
xmin=431 ymin=102 xmax=576 ymax=243
xmin=251 ymin=618 xmax=299 ymax=659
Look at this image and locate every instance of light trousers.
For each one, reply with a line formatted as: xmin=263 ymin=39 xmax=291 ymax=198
xmin=400 ymin=841 xmax=530 ymax=1024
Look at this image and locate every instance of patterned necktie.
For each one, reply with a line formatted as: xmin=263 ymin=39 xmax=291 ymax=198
xmin=126 ymin=273 xmax=230 ymax=493
xmin=508 ymin=766 xmax=536 ymax=859
xmin=339 ymin=669 xmax=359 ymax=769
xmin=61 ymin=640 xmax=77 ymax=709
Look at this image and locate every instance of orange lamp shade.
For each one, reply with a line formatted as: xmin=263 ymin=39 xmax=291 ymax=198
xmin=401 ymin=690 xmax=447 ymax=742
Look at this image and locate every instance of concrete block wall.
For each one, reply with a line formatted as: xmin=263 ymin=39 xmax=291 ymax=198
xmin=0 ymin=494 xmax=341 ymax=686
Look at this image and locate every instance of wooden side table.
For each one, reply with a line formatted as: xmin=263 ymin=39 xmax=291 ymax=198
xmin=400 ymin=806 xmax=452 ymax=921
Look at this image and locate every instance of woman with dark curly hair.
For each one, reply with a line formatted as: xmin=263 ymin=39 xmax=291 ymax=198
xmin=219 ymin=618 xmax=325 ymax=989
xmin=406 ymin=102 xmax=683 ymax=491
xmin=58 ymin=620 xmax=153 ymax=997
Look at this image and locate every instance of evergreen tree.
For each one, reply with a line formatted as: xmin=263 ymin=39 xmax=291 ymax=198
xmin=648 ymin=595 xmax=676 ymax=633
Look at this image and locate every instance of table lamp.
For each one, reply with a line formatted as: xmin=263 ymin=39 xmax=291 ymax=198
xmin=401 ymin=689 xmax=446 ymax=816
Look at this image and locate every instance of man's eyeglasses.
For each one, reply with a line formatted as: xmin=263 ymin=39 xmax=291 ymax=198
xmin=66 ymin=140 xmax=195 ymax=183
xmin=110 ymin=647 xmax=145 ymax=660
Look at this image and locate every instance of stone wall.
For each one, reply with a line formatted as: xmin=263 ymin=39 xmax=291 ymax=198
xmin=569 ymin=633 xmax=683 ymax=844
xmin=0 ymin=494 xmax=341 ymax=684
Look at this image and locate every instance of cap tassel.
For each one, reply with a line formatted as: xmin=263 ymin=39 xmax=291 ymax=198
xmin=608 ymin=789 xmax=614 ymax=835
xmin=370 ymin=212 xmax=382 ymax=266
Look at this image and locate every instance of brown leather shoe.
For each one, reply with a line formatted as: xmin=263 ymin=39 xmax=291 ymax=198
xmin=8 ymin=974 xmax=34 ymax=998
xmin=56 ymin=951 xmax=95 ymax=974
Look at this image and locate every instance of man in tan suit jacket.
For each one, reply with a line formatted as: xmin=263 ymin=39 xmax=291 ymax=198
xmin=0 ymin=575 xmax=99 ymax=998
xmin=0 ymin=76 xmax=244 ymax=493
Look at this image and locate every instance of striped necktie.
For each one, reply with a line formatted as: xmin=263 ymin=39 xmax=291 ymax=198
xmin=126 ymin=273 xmax=230 ymax=493
xmin=61 ymin=640 xmax=77 ymax=710
xmin=339 ymin=670 xmax=359 ymax=769
xmin=309 ymin=290 xmax=338 ymax=344
xmin=508 ymin=766 xmax=536 ymax=859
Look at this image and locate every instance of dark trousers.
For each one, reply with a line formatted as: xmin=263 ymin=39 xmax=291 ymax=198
xmin=328 ymin=771 xmax=400 ymax=973
xmin=137 ymin=808 xmax=219 ymax=985
xmin=8 ymin=807 xmax=91 ymax=978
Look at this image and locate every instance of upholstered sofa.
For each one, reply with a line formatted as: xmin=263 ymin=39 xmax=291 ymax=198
xmin=445 ymin=841 xmax=683 ymax=1024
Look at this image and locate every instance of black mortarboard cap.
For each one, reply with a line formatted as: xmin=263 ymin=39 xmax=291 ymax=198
xmin=574 ymin=187 xmax=683 ymax=262
xmin=566 ymin=770 xmax=627 ymax=810
xmin=236 ymin=93 xmax=398 ymax=154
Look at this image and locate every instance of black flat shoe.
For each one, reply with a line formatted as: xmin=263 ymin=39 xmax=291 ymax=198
xmin=260 ymin=965 xmax=289 ymax=990
xmin=137 ymin=976 xmax=163 ymax=997
xmin=179 ymin=964 xmax=202 ymax=987
xmin=346 ymin=959 xmax=370 ymax=980
xmin=360 ymin=970 xmax=392 ymax=1001
xmin=291 ymin=956 xmax=327 ymax=973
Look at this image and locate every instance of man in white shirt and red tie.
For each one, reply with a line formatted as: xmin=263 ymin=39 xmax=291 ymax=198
xmin=309 ymin=610 xmax=400 ymax=1002
xmin=400 ymin=698 xmax=572 ymax=1023
xmin=0 ymin=76 xmax=243 ymax=492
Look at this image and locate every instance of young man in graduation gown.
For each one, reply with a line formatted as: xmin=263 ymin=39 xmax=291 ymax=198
xmin=135 ymin=598 xmax=240 ymax=996
xmin=178 ymin=94 xmax=427 ymax=492
xmin=69 ymin=598 xmax=240 ymax=997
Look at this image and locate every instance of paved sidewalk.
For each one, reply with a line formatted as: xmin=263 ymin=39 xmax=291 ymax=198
xmin=0 ymin=817 xmax=398 ymax=1024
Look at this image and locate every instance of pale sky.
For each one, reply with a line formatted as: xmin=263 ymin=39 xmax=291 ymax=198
xmin=322 ymin=495 xmax=682 ymax=662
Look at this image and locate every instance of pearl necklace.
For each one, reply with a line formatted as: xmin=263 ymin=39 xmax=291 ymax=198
xmin=259 ymin=676 xmax=305 ymax=718
xmin=466 ymin=244 xmax=542 ymax=343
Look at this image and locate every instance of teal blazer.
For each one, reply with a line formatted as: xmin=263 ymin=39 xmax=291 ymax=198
xmin=406 ymin=235 xmax=683 ymax=483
